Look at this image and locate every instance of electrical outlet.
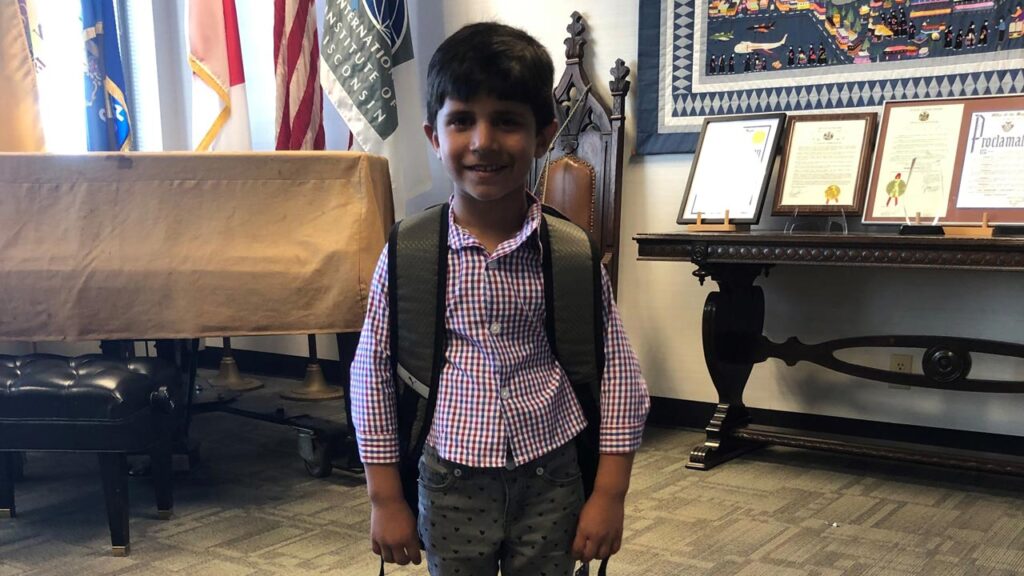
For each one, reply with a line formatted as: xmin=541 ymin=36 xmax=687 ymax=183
xmin=888 ymin=354 xmax=913 ymax=390
xmin=889 ymin=354 xmax=913 ymax=374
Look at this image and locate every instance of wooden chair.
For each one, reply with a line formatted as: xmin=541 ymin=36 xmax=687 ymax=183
xmin=532 ymin=11 xmax=630 ymax=292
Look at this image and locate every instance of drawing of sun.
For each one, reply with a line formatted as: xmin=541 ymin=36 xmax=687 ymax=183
xmin=752 ymin=130 xmax=767 ymax=145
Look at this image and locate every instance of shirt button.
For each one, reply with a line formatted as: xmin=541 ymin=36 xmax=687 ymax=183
xmin=500 ymin=387 xmax=510 ymax=400
xmin=536 ymin=467 xmax=544 ymax=476
xmin=490 ymin=322 xmax=502 ymax=335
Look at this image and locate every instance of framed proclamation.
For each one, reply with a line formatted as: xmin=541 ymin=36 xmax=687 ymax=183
xmin=955 ymin=96 xmax=1024 ymax=216
xmin=677 ymin=113 xmax=785 ymax=225
xmin=772 ymin=113 xmax=876 ymax=216
xmin=865 ymin=95 xmax=1024 ymax=225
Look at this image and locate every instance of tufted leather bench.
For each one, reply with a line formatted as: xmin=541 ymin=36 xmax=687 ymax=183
xmin=0 ymin=354 xmax=181 ymax=556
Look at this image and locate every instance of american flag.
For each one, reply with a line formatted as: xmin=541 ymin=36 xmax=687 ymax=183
xmin=274 ymin=0 xmax=325 ymax=150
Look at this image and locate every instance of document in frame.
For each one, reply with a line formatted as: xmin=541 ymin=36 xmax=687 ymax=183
xmin=957 ymin=110 xmax=1024 ymax=209
xmin=778 ymin=118 xmax=868 ymax=209
xmin=680 ymin=116 xmax=782 ymax=223
xmin=869 ymin=103 xmax=963 ymax=220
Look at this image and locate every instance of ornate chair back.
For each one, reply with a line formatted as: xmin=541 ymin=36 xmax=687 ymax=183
xmin=532 ymin=12 xmax=630 ymax=292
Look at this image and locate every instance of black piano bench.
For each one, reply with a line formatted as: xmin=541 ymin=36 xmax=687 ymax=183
xmin=0 ymin=354 xmax=180 ymax=556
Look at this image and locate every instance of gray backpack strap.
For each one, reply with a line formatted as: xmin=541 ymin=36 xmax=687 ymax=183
xmin=542 ymin=209 xmax=609 ymax=576
xmin=388 ymin=203 xmax=449 ymax=513
xmin=540 ymin=209 xmax=604 ymax=499
xmin=542 ymin=212 xmax=603 ymax=395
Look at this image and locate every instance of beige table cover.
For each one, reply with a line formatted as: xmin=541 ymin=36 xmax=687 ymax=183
xmin=0 ymin=152 xmax=394 ymax=341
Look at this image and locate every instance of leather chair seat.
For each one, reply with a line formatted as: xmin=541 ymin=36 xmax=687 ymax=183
xmin=0 ymin=355 xmax=179 ymax=452
xmin=0 ymin=354 xmax=179 ymax=555
xmin=0 ymin=355 xmax=174 ymax=419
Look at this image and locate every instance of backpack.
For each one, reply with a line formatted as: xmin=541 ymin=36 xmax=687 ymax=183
xmin=386 ymin=202 xmax=608 ymax=575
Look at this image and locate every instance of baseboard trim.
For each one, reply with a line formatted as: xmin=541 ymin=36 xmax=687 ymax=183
xmin=649 ymin=396 xmax=1024 ymax=457
xmin=195 ymin=350 xmax=1024 ymax=458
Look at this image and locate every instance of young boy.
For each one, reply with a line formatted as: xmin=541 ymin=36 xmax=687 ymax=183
xmin=350 ymin=22 xmax=650 ymax=575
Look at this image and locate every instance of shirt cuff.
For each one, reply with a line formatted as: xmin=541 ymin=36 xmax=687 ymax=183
xmin=356 ymin=433 xmax=401 ymax=464
xmin=599 ymin=423 xmax=646 ymax=454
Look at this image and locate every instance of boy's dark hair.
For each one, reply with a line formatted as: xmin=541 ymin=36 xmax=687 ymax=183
xmin=426 ymin=22 xmax=555 ymax=132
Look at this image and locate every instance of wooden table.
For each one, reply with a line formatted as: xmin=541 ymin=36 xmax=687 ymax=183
xmin=635 ymin=231 xmax=1024 ymax=475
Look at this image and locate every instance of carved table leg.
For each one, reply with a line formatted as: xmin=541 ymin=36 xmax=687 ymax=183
xmin=687 ymin=266 xmax=766 ymax=470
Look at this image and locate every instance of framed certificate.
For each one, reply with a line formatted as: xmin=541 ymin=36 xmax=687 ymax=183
xmin=677 ymin=113 xmax=785 ymax=225
xmin=957 ymin=108 xmax=1024 ymax=211
xmin=864 ymin=95 xmax=1024 ymax=225
xmin=772 ymin=113 xmax=877 ymax=216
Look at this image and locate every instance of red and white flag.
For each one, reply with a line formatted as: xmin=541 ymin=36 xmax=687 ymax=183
xmin=189 ymin=0 xmax=250 ymax=151
xmin=274 ymin=0 xmax=324 ymax=150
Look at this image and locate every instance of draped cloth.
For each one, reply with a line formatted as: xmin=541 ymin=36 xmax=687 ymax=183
xmin=0 ymin=152 xmax=394 ymax=341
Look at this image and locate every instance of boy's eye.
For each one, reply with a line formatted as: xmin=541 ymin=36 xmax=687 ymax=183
xmin=495 ymin=116 xmax=524 ymax=128
xmin=447 ymin=115 xmax=473 ymax=128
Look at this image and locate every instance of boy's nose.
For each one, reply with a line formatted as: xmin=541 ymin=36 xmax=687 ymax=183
xmin=470 ymin=124 xmax=496 ymax=152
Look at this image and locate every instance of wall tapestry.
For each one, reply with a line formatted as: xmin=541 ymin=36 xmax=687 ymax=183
xmin=637 ymin=0 xmax=1024 ymax=153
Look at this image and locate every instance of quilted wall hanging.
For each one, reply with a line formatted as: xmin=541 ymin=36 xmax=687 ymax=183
xmin=637 ymin=0 xmax=1024 ymax=153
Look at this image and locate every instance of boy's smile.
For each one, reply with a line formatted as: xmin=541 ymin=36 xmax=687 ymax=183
xmin=425 ymin=94 xmax=556 ymax=204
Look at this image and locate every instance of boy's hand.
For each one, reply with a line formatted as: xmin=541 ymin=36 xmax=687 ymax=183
xmin=364 ymin=464 xmax=421 ymax=566
xmin=572 ymin=452 xmax=636 ymax=563
xmin=370 ymin=498 xmax=422 ymax=565
xmin=572 ymin=489 xmax=625 ymax=563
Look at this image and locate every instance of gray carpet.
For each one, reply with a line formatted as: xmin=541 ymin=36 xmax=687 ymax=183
xmin=3 ymin=372 xmax=1024 ymax=575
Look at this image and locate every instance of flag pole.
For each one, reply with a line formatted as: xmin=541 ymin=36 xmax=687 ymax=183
xmin=280 ymin=334 xmax=343 ymax=401
xmin=211 ymin=337 xmax=263 ymax=391
xmin=275 ymin=0 xmax=341 ymax=402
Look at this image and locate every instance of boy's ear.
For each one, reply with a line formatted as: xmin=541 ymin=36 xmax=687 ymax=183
xmin=534 ymin=120 xmax=558 ymax=159
xmin=423 ymin=122 xmax=441 ymax=157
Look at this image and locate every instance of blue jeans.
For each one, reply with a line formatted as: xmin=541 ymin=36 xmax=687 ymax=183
xmin=417 ymin=441 xmax=585 ymax=576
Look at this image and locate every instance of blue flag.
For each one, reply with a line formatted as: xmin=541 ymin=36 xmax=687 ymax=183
xmin=82 ymin=0 xmax=131 ymax=151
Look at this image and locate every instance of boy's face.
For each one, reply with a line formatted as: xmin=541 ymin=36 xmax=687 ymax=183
xmin=424 ymin=94 xmax=556 ymax=204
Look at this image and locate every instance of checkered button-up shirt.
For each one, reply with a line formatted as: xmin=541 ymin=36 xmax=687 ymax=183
xmin=350 ymin=198 xmax=649 ymax=468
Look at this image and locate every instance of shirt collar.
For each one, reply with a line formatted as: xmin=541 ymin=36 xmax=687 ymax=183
xmin=447 ymin=191 xmax=543 ymax=255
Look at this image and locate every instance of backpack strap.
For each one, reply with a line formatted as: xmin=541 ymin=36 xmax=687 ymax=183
xmin=388 ymin=203 xmax=449 ymax=512
xmin=541 ymin=207 xmax=608 ymax=576
xmin=540 ymin=208 xmax=604 ymax=498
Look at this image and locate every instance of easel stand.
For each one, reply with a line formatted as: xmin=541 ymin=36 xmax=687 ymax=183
xmin=688 ymin=211 xmax=750 ymax=232
xmin=943 ymin=213 xmax=994 ymax=238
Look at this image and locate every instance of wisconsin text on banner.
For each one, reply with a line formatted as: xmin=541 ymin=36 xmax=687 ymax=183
xmin=320 ymin=0 xmax=430 ymax=217
xmin=190 ymin=0 xmax=251 ymax=151
xmin=275 ymin=0 xmax=325 ymax=150
xmin=82 ymin=0 xmax=132 ymax=152
xmin=0 ymin=0 xmax=44 ymax=151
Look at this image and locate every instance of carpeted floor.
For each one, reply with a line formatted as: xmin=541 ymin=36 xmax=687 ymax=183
xmin=2 ymin=372 xmax=1024 ymax=575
